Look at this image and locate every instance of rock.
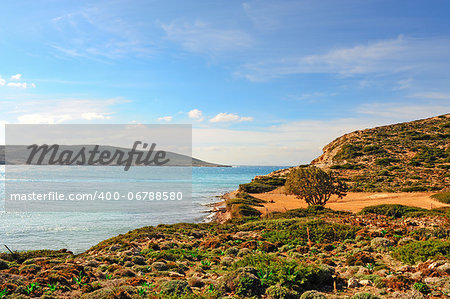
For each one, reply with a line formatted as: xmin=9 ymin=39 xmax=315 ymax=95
xmin=424 ymin=277 xmax=441 ymax=284
xmin=168 ymin=271 xmax=184 ymax=278
xmin=410 ymin=271 xmax=423 ymax=280
xmin=359 ymin=279 xmax=372 ymax=286
xmin=399 ymin=265 xmax=413 ymax=272
xmin=237 ymin=248 xmax=251 ymax=257
xmin=86 ymin=259 xmax=99 ymax=267
xmin=220 ymin=256 xmax=234 ymax=266
xmin=357 ymin=267 xmax=371 ymax=275
xmin=428 ymin=260 xmax=446 ymax=270
xmin=188 ymin=276 xmax=204 ymax=288
xmin=117 ymin=268 xmax=135 ymax=277
xmin=132 ymin=256 xmax=146 ymax=265
xmin=159 ymin=280 xmax=192 ymax=296
xmin=224 ymin=247 xmax=239 ymax=256
xmin=370 ymin=237 xmax=393 ymax=251
xmin=348 ymin=278 xmax=360 ymax=288
xmin=151 ymin=262 xmax=168 ymax=271
xmin=437 ymin=263 xmax=450 ymax=273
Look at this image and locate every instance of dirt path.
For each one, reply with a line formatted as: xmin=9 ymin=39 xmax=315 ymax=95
xmin=251 ymin=191 xmax=449 ymax=215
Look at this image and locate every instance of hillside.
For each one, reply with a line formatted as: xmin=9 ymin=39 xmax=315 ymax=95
xmin=311 ymin=114 xmax=449 ymax=192
xmin=245 ymin=114 xmax=449 ymax=193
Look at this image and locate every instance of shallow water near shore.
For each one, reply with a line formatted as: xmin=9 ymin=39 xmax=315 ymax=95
xmin=0 ymin=165 xmax=285 ymax=253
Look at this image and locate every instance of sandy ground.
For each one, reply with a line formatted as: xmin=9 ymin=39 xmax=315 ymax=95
xmin=251 ymin=191 xmax=450 ymax=215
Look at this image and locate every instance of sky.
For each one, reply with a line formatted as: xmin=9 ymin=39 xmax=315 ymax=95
xmin=0 ymin=0 xmax=449 ymax=165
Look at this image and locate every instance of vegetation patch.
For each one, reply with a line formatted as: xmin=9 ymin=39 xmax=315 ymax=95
xmin=239 ymin=176 xmax=286 ymax=193
xmin=392 ymin=239 xmax=450 ymax=264
xmin=359 ymin=204 xmax=426 ymax=218
xmin=431 ymin=191 xmax=450 ymax=204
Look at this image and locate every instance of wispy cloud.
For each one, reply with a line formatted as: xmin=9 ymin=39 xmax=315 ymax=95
xmin=188 ymin=109 xmax=204 ymax=121
xmin=161 ymin=20 xmax=253 ymax=55
xmin=7 ymin=82 xmax=36 ymax=89
xmin=50 ymin=6 xmax=153 ymax=60
xmin=236 ymin=36 xmax=450 ymax=81
xmin=210 ymin=112 xmax=253 ymax=123
xmin=157 ymin=116 xmax=173 ymax=121
xmin=412 ymin=92 xmax=450 ymax=100
xmin=0 ymin=74 xmax=36 ymax=88
xmin=355 ymin=102 xmax=450 ymax=119
xmin=10 ymin=74 xmax=22 ymax=80
xmin=0 ymin=97 xmax=125 ymax=124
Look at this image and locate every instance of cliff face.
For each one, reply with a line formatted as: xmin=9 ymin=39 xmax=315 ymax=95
xmin=268 ymin=114 xmax=450 ymax=192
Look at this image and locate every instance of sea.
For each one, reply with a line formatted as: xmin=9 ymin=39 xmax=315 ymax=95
xmin=0 ymin=166 xmax=285 ymax=253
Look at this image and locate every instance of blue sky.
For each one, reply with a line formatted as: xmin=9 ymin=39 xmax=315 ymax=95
xmin=1 ymin=0 xmax=449 ymax=165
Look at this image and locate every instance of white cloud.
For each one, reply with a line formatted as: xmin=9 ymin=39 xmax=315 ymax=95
xmin=161 ymin=21 xmax=253 ymax=55
xmin=355 ymin=102 xmax=450 ymax=119
xmin=81 ymin=112 xmax=112 ymax=120
xmin=0 ymin=78 xmax=5 ymax=86
xmin=210 ymin=113 xmax=253 ymax=123
xmin=412 ymin=92 xmax=450 ymax=100
xmin=157 ymin=116 xmax=173 ymax=121
xmin=394 ymin=79 xmax=413 ymax=90
xmin=188 ymin=109 xmax=204 ymax=121
xmin=10 ymin=74 xmax=22 ymax=80
xmin=236 ymin=36 xmax=450 ymax=81
xmin=6 ymin=82 xmax=36 ymax=89
xmin=239 ymin=116 xmax=254 ymax=122
xmin=0 ymin=97 xmax=124 ymax=124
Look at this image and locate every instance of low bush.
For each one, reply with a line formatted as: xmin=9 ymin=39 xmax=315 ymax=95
xmin=359 ymin=204 xmax=425 ymax=218
xmin=392 ymin=239 xmax=450 ymax=264
xmin=231 ymin=204 xmax=262 ymax=218
xmin=271 ymin=205 xmax=349 ymax=219
xmin=431 ymin=191 xmax=450 ymax=204
xmin=0 ymin=249 xmax=71 ymax=263
xmin=226 ymin=192 xmax=266 ymax=210
xmin=239 ymin=177 xmax=286 ymax=193
xmin=232 ymin=253 xmax=333 ymax=294
xmin=262 ymin=219 xmax=358 ymax=246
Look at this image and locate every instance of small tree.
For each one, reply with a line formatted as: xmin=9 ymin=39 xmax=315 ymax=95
xmin=285 ymin=166 xmax=347 ymax=206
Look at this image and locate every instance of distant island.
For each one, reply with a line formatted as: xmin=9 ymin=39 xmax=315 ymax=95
xmin=0 ymin=144 xmax=230 ymax=167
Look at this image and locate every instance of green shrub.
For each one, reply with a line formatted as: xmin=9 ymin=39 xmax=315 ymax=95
xmin=231 ymin=204 xmax=262 ymax=218
xmin=266 ymin=284 xmax=297 ymax=299
xmin=392 ymin=240 xmax=450 ymax=264
xmin=226 ymin=192 xmax=266 ymax=210
xmin=362 ymin=145 xmax=386 ymax=155
xmin=431 ymin=191 xmax=450 ymax=204
xmin=350 ymin=293 xmax=380 ymax=299
xmin=375 ymin=157 xmax=399 ymax=166
xmin=239 ymin=177 xmax=286 ymax=193
xmin=401 ymin=186 xmax=428 ymax=192
xmin=262 ymin=219 xmax=358 ymax=246
xmin=359 ymin=204 xmax=425 ymax=218
xmin=335 ymin=144 xmax=362 ymax=161
xmin=232 ymin=253 xmax=333 ymax=293
xmin=413 ymin=282 xmax=431 ymax=294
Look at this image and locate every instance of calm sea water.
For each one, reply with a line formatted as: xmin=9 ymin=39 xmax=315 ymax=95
xmin=0 ymin=166 xmax=285 ymax=253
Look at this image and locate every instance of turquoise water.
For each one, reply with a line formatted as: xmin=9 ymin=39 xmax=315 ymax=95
xmin=0 ymin=166 xmax=284 ymax=253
